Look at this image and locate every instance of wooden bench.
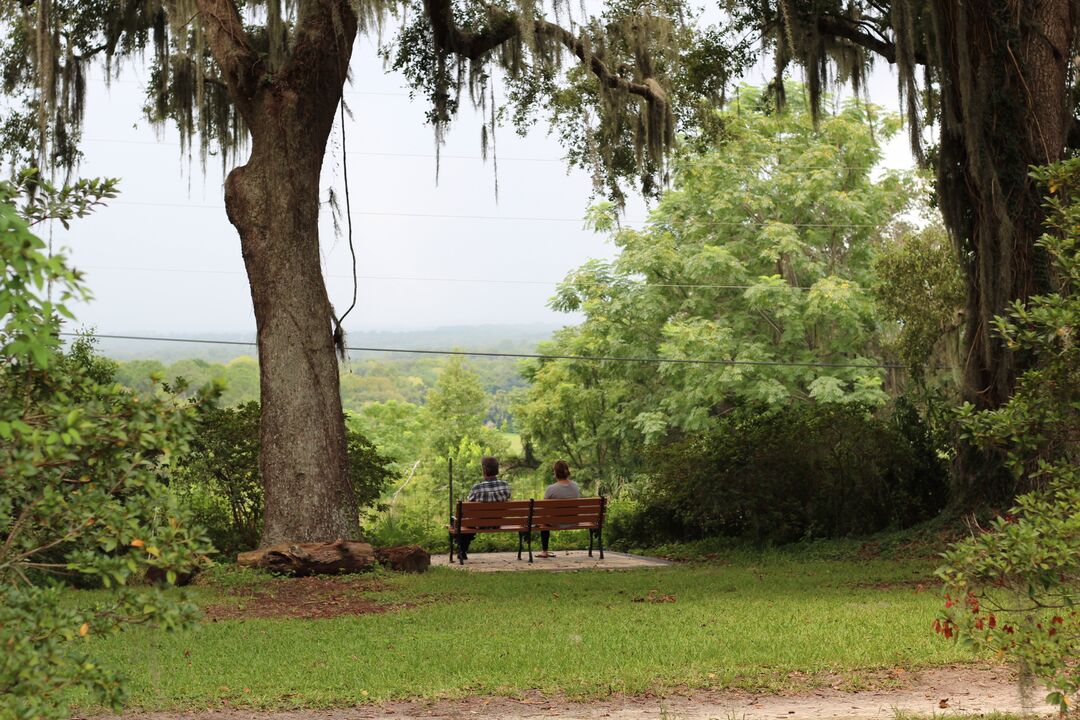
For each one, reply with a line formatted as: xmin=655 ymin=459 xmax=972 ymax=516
xmin=448 ymin=497 xmax=607 ymax=564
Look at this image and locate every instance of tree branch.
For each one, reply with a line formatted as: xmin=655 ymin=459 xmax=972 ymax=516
xmin=192 ymin=0 xmax=262 ymax=102
xmin=815 ymin=13 xmax=929 ymax=66
xmin=423 ymin=0 xmax=668 ymax=107
xmin=282 ymin=0 xmax=358 ymax=111
xmin=538 ymin=20 xmax=667 ymax=105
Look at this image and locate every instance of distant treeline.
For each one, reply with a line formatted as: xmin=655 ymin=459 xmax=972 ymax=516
xmin=113 ymin=354 xmax=525 ymax=425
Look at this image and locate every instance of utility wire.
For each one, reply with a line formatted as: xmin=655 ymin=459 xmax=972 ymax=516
xmin=80 ymin=264 xmax=865 ymax=292
xmin=82 ymin=137 xmax=898 ymax=171
xmin=63 ymin=332 xmax=909 ymax=370
xmin=103 ymin=200 xmax=884 ymax=227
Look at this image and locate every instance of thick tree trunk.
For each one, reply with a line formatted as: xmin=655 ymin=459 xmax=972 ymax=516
xmin=225 ymin=137 xmax=358 ymax=545
xmin=199 ymin=0 xmax=361 ymax=545
xmin=933 ymin=0 xmax=1074 ymax=506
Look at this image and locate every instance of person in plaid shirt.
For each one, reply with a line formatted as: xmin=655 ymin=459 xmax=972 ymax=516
xmin=456 ymin=456 xmax=510 ymax=560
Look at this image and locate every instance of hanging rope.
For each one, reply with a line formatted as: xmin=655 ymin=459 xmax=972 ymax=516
xmin=332 ymin=97 xmax=359 ymax=359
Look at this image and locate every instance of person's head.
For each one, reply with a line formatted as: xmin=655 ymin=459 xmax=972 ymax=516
xmin=553 ymin=460 xmax=571 ymax=480
xmin=481 ymin=456 xmax=499 ymax=478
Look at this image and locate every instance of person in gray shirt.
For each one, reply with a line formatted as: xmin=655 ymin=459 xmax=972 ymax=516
xmin=537 ymin=460 xmax=580 ymax=558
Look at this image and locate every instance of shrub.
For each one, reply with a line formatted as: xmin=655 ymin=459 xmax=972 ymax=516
xmin=173 ymin=401 xmax=397 ymax=554
xmin=628 ymin=403 xmax=947 ymax=545
xmin=1 ymin=185 xmax=213 ymax=718
xmin=937 ymin=160 xmax=1080 ymax=712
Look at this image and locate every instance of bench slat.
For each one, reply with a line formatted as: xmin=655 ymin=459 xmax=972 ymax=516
xmin=534 ymin=497 xmax=603 ymax=507
xmin=462 ymin=507 xmax=533 ymax=518
xmin=447 ymin=524 xmax=530 ymax=533
xmin=457 ymin=500 xmax=532 ymax=511
xmin=531 ymin=514 xmax=602 ymax=525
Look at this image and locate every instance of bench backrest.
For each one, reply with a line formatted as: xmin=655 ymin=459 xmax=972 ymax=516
xmin=454 ymin=497 xmax=606 ymax=533
xmin=530 ymin=497 xmax=605 ymax=530
xmin=455 ymin=500 xmax=533 ymax=533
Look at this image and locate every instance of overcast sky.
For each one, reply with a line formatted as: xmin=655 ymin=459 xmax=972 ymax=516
xmin=51 ymin=23 xmax=915 ymax=338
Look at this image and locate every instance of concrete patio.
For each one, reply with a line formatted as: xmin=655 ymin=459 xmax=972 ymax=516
xmin=431 ymin=549 xmax=672 ymax=572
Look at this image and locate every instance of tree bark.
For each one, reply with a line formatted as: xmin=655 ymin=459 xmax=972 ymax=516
xmin=932 ymin=0 xmax=1074 ymax=506
xmin=237 ymin=541 xmax=375 ymax=575
xmin=196 ymin=0 xmax=361 ymax=544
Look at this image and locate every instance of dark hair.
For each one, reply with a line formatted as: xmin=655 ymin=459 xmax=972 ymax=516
xmin=481 ymin=456 xmax=499 ymax=478
xmin=553 ymin=460 xmax=571 ymax=480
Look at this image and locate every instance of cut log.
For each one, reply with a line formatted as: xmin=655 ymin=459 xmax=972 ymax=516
xmin=236 ymin=540 xmax=375 ymax=576
xmin=375 ymin=544 xmax=431 ymax=573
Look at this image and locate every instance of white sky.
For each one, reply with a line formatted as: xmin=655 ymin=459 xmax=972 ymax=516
xmin=52 ymin=25 xmax=915 ymax=336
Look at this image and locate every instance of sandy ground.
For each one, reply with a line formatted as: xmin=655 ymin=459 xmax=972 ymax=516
xmin=103 ymin=665 xmax=1062 ymax=720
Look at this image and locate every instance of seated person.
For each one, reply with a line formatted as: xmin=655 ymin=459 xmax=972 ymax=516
xmin=455 ymin=455 xmax=510 ymax=561
xmin=537 ymin=460 xmax=580 ymax=558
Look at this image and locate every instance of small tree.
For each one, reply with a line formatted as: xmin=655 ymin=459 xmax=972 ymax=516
xmin=0 ymin=183 xmax=213 ymax=718
xmin=516 ymin=86 xmax=916 ymax=480
xmin=936 ymin=159 xmax=1080 ymax=712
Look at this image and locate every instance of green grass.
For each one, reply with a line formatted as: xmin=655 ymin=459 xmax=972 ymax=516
xmin=74 ymin=554 xmax=972 ymax=712
xmin=501 ymin=431 xmax=524 ymax=456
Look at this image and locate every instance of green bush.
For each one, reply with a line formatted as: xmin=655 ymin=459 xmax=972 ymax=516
xmin=620 ymin=403 xmax=948 ymax=546
xmin=1 ymin=182 xmax=213 ymax=719
xmin=172 ymin=401 xmax=397 ymax=554
xmin=937 ymin=160 xmax=1080 ymax=712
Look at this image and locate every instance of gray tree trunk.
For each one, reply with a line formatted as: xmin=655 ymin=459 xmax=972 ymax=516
xmin=197 ymin=0 xmax=361 ymax=545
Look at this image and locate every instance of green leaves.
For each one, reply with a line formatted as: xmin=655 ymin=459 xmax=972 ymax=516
xmin=517 ymin=84 xmax=913 ymax=481
xmin=937 ymin=158 xmax=1080 ymax=713
xmin=1 ymin=181 xmax=212 ymax=720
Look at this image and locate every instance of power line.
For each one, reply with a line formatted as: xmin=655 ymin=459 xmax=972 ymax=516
xmin=82 ymin=137 xmax=901 ymax=171
xmin=107 ymin=78 xmax=412 ymax=97
xmin=102 ymin=200 xmax=884 ymax=227
xmin=80 ymin=264 xmax=858 ymax=292
xmin=64 ymin=332 xmax=906 ymax=370
xmin=83 ymin=137 xmax=565 ymax=164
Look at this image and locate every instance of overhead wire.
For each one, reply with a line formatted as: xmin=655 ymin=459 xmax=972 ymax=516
xmin=101 ymin=200 xmax=885 ymax=227
xmin=61 ymin=332 xmax=911 ymax=370
xmin=82 ymin=137 xmax=896 ymax=171
xmin=79 ymin=264 xmax=866 ymax=292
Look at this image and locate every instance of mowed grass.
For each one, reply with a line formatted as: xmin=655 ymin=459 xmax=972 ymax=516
xmin=80 ymin=555 xmax=969 ymax=711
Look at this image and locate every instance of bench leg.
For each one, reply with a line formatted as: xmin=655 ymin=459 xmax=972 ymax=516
xmin=588 ymin=529 xmax=594 ymax=558
xmin=527 ymin=531 xmax=533 ymax=563
xmin=517 ymin=532 xmax=524 ymax=561
xmin=598 ymin=529 xmax=604 ymax=560
xmin=449 ymin=533 xmax=454 ymax=563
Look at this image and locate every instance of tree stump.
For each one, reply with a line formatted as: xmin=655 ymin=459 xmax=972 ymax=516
xmin=375 ymin=544 xmax=430 ymax=573
xmin=236 ymin=540 xmax=375 ymax=576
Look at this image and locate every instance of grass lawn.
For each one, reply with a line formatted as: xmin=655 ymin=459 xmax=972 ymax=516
xmin=79 ymin=554 xmax=970 ymax=711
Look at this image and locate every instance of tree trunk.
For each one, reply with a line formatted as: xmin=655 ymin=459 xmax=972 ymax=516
xmin=932 ymin=0 xmax=1074 ymax=507
xmin=199 ymin=0 xmax=361 ymax=545
xmin=225 ymin=138 xmax=358 ymax=545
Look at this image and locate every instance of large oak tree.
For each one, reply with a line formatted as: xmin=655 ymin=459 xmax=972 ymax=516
xmin=1 ymin=0 xmax=701 ymax=545
xmin=727 ymin=0 xmax=1078 ymax=505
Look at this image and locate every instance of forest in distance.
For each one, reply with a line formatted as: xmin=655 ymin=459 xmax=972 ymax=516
xmin=107 ymin=325 xmax=539 ymax=421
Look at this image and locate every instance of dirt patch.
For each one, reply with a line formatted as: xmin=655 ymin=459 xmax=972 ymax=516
xmin=106 ymin=665 xmax=1061 ymax=719
xmin=203 ymin=576 xmax=402 ymax=620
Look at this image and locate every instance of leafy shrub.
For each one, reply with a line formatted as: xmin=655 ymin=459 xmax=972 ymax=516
xmin=173 ymin=401 xmax=397 ymax=554
xmin=937 ymin=160 xmax=1080 ymax=712
xmin=1 ymin=186 xmax=213 ymax=718
xmin=623 ymin=403 xmax=948 ymax=545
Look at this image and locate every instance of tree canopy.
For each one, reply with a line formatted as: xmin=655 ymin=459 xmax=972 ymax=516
xmin=515 ymin=86 xmax=921 ymax=482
